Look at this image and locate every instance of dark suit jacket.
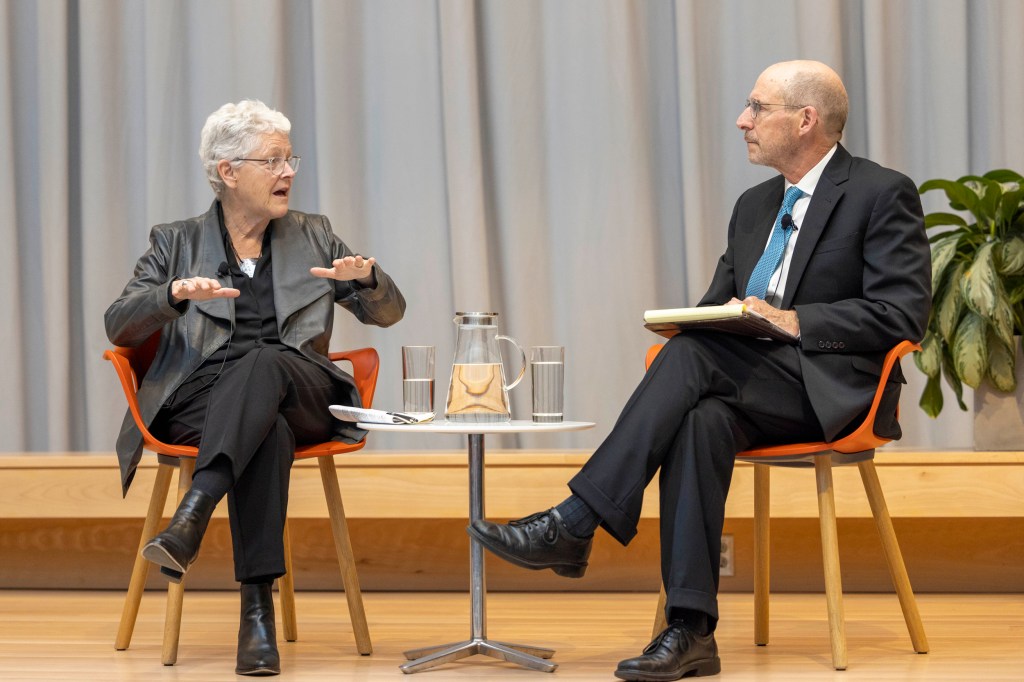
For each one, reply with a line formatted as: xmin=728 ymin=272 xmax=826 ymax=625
xmin=699 ymin=144 xmax=931 ymax=441
xmin=105 ymin=201 xmax=406 ymax=494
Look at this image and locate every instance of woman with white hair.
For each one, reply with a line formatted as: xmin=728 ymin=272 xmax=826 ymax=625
xmin=105 ymin=99 xmax=405 ymax=676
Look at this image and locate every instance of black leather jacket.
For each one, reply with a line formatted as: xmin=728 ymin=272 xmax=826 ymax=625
xmin=105 ymin=201 xmax=405 ymax=494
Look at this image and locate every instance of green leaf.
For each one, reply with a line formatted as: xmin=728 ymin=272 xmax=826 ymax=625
xmin=957 ymin=175 xmax=987 ymax=189
xmin=929 ymin=233 xmax=961 ymax=292
xmin=999 ymin=188 xmax=1024 ymax=230
xmin=999 ymin=236 xmax=1024 ymax=276
xmin=952 ymin=312 xmax=988 ymax=388
xmin=941 ymin=349 xmax=968 ymax=410
xmin=986 ymin=331 xmax=1017 ymax=392
xmin=928 ymin=226 xmax=968 ymax=243
xmin=984 ymin=169 xmax=1024 ymax=184
xmin=990 ymin=294 xmax=1016 ymax=350
xmin=915 ymin=331 xmax=942 ymax=378
xmin=924 ymin=212 xmax=969 ymax=230
xmin=979 ymin=179 xmax=1004 ymax=225
xmin=936 ymin=262 xmax=966 ymax=343
xmin=918 ymin=374 xmax=944 ymax=418
xmin=1007 ymin=280 xmax=1024 ymax=306
xmin=961 ymin=242 xmax=1000 ymax=318
xmin=919 ymin=179 xmax=978 ymax=213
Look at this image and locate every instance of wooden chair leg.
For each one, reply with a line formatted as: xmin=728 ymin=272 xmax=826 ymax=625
xmin=858 ymin=460 xmax=929 ymax=653
xmin=162 ymin=458 xmax=194 ymax=666
xmin=318 ymin=456 xmax=372 ymax=655
xmin=753 ymin=463 xmax=771 ymax=646
xmin=652 ymin=585 xmax=668 ymax=639
xmin=115 ymin=461 xmax=174 ymax=651
xmin=814 ymin=456 xmax=848 ymax=671
xmin=279 ymin=520 xmax=299 ymax=642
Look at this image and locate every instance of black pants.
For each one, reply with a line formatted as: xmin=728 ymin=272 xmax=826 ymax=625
xmin=568 ymin=332 xmax=824 ymax=627
xmin=155 ymin=347 xmax=340 ymax=582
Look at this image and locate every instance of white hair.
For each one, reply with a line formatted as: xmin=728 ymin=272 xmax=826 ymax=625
xmin=198 ymin=100 xmax=291 ymax=196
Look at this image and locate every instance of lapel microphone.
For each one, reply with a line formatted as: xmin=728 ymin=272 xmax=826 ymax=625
xmin=781 ymin=213 xmax=795 ymax=231
xmin=217 ymin=261 xmax=230 ymax=278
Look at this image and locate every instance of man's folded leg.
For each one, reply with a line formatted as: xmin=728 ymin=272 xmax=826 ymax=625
xmin=468 ymin=333 xmax=742 ymax=574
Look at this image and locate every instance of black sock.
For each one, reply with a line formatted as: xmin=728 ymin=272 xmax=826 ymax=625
xmin=190 ymin=454 xmax=234 ymax=502
xmin=668 ymin=607 xmax=710 ymax=636
xmin=554 ymin=495 xmax=600 ymax=538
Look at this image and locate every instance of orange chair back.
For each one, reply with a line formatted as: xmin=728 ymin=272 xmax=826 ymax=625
xmin=104 ymin=331 xmax=380 ymax=460
xmin=643 ymin=340 xmax=920 ymax=457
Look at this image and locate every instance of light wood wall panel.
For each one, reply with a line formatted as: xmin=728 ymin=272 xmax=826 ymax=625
xmin=1 ymin=449 xmax=1021 ymax=592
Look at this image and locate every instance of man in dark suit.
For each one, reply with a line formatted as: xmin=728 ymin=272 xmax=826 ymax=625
xmin=468 ymin=60 xmax=931 ymax=680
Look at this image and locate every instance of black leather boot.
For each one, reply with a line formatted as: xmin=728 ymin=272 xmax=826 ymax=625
xmin=236 ymin=583 xmax=281 ymax=676
xmin=141 ymin=488 xmax=216 ymax=583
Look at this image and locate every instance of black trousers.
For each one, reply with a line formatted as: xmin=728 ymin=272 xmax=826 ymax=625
xmin=155 ymin=347 xmax=341 ymax=582
xmin=568 ymin=332 xmax=824 ymax=627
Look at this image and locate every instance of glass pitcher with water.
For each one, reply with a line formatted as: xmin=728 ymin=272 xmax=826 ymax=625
xmin=445 ymin=312 xmax=526 ymax=422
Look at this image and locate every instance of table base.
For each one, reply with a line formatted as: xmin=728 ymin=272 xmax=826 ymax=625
xmin=401 ymin=638 xmax=556 ymax=674
xmin=354 ymin=422 xmax=592 ymax=674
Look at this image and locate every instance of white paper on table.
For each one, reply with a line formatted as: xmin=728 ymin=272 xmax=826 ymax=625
xmin=329 ymin=405 xmax=434 ymax=425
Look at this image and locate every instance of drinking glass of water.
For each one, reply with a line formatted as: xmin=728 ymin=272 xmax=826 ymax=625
xmin=530 ymin=346 xmax=564 ymax=423
xmin=402 ymin=346 xmax=435 ymax=415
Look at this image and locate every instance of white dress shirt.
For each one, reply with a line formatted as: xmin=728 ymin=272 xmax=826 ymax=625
xmin=762 ymin=144 xmax=838 ymax=306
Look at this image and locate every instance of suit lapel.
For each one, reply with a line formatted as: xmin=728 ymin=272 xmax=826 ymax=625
xmin=193 ymin=202 xmax=232 ymax=324
xmin=780 ymin=145 xmax=852 ymax=309
xmin=271 ymin=213 xmax=332 ymax=330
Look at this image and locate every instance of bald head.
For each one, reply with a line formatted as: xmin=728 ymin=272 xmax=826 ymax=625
xmin=760 ymin=60 xmax=848 ymax=142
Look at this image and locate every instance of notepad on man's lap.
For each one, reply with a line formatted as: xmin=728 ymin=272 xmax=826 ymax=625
xmin=643 ymin=304 xmax=798 ymax=343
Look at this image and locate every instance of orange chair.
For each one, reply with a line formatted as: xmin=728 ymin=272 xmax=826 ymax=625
xmin=646 ymin=340 xmax=928 ymax=670
xmin=105 ymin=333 xmax=376 ymax=665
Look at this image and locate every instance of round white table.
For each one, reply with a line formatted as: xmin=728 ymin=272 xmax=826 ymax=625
xmin=357 ymin=419 xmax=595 ymax=674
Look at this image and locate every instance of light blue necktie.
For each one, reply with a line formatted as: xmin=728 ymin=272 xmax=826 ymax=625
xmin=745 ymin=186 xmax=804 ymax=299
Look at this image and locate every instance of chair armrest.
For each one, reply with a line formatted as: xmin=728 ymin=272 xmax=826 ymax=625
xmin=328 ymin=347 xmax=381 ymax=408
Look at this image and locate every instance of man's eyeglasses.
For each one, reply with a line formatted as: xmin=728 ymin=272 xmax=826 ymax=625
xmin=744 ymin=99 xmax=805 ymax=120
xmin=233 ymin=156 xmax=301 ymax=176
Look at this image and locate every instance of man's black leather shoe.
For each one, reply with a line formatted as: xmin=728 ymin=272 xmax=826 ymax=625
xmin=614 ymin=622 xmax=721 ymax=681
xmin=236 ymin=583 xmax=281 ymax=676
xmin=468 ymin=508 xmax=592 ymax=578
xmin=141 ymin=488 xmax=216 ymax=583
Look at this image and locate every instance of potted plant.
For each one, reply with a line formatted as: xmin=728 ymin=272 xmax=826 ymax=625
xmin=914 ymin=169 xmax=1024 ymax=420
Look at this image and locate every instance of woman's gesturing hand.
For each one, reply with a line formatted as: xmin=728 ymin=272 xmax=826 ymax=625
xmin=172 ymin=277 xmax=241 ymax=303
xmin=310 ymin=256 xmax=376 ymax=286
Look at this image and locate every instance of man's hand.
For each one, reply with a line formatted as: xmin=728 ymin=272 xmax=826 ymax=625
xmin=172 ymin=277 xmax=240 ymax=304
xmin=729 ymin=296 xmax=800 ymax=337
xmin=310 ymin=256 xmax=377 ymax=287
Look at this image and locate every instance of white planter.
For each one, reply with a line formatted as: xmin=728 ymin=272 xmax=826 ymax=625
xmin=973 ymin=338 xmax=1024 ymax=451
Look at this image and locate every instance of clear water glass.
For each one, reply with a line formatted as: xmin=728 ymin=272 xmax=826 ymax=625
xmin=402 ymin=345 xmax=435 ymax=414
xmin=530 ymin=346 xmax=564 ymax=423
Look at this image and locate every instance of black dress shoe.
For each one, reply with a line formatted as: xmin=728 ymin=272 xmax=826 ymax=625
xmin=236 ymin=583 xmax=281 ymax=676
xmin=467 ymin=508 xmax=592 ymax=578
xmin=141 ymin=488 xmax=216 ymax=582
xmin=615 ymin=622 xmax=720 ymax=681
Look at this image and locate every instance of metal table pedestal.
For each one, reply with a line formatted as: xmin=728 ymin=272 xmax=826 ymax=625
xmin=400 ymin=433 xmax=556 ymax=674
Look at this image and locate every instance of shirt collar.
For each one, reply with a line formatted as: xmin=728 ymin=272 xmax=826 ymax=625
xmin=786 ymin=144 xmax=838 ymax=197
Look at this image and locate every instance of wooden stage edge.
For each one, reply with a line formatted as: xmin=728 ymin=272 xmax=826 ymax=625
xmin=1 ymin=448 xmax=1022 ymax=592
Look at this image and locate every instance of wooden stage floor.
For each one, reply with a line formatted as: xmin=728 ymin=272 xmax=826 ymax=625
xmin=0 ymin=590 xmax=1020 ymax=681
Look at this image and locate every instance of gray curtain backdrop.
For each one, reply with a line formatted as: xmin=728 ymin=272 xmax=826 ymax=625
xmin=3 ymin=0 xmax=1021 ymax=454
